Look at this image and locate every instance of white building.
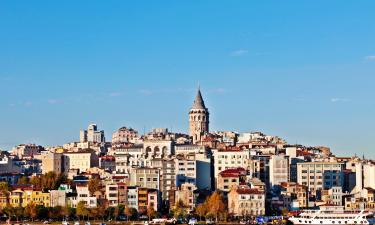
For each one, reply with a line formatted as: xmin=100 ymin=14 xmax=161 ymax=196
xmin=70 ymin=185 xmax=97 ymax=208
xmin=363 ymin=163 xmax=375 ymax=189
xmin=269 ymin=155 xmax=289 ymax=188
xmin=80 ymin=124 xmax=105 ymax=143
xmin=297 ymin=162 xmax=344 ymax=198
xmin=212 ymin=149 xmax=251 ymax=186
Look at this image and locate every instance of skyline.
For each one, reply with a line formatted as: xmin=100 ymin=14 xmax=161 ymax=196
xmin=1 ymin=1 xmax=375 ymax=157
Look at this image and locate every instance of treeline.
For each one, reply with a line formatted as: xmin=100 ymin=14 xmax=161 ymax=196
xmin=173 ymin=191 xmax=228 ymax=222
xmin=17 ymin=172 xmax=71 ymax=191
xmin=0 ymin=203 xmax=140 ymax=222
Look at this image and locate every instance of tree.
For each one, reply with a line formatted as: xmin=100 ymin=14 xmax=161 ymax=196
xmin=36 ymin=205 xmax=49 ymax=220
xmin=195 ymin=204 xmax=207 ymax=221
xmin=28 ymin=172 xmax=70 ymax=191
xmin=76 ymin=201 xmax=89 ymax=221
xmin=14 ymin=207 xmax=24 ymax=221
xmin=174 ymin=199 xmax=188 ymax=219
xmin=113 ymin=206 xmax=120 ymax=221
xmin=124 ymin=207 xmax=137 ymax=221
xmin=147 ymin=205 xmax=156 ymax=221
xmin=25 ymin=203 xmax=37 ymax=221
xmin=96 ymin=203 xmax=107 ymax=221
xmin=205 ymin=192 xmax=227 ymax=222
xmin=0 ymin=182 xmax=12 ymax=194
xmin=17 ymin=176 xmax=29 ymax=185
xmin=3 ymin=206 xmax=15 ymax=220
xmin=88 ymin=177 xmax=102 ymax=195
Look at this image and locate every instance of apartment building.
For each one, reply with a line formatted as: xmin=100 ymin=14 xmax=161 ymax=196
xmin=228 ymin=186 xmax=265 ymax=216
xmin=297 ymin=162 xmax=344 ymax=200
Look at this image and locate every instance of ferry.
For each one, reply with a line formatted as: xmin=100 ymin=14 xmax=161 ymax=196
xmin=289 ymin=205 xmax=375 ymax=225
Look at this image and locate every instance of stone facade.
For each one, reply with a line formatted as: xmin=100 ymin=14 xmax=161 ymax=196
xmin=189 ymin=88 xmax=209 ymax=144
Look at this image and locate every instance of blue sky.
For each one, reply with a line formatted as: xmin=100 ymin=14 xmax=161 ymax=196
xmin=1 ymin=1 xmax=375 ymax=158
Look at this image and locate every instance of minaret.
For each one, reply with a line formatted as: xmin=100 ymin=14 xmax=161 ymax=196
xmin=189 ymin=87 xmax=209 ymax=144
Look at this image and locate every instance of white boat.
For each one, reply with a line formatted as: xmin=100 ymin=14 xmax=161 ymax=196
xmin=289 ymin=205 xmax=375 ymax=225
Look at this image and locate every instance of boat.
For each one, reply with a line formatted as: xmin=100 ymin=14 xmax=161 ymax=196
xmin=289 ymin=205 xmax=375 ymax=225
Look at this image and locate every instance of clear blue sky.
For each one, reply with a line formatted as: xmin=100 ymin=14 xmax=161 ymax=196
xmin=1 ymin=1 xmax=375 ymax=158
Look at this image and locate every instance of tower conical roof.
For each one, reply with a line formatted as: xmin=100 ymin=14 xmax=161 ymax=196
xmin=191 ymin=88 xmax=206 ymax=109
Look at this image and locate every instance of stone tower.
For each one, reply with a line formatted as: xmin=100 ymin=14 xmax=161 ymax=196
xmin=189 ymin=87 xmax=209 ymax=144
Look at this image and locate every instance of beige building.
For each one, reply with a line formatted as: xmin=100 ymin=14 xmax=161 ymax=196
xmin=112 ymin=126 xmax=139 ymax=144
xmin=41 ymin=152 xmax=63 ymax=174
xmin=130 ymin=167 xmax=161 ymax=190
xmin=189 ymin=88 xmax=209 ymax=144
xmin=212 ymin=148 xmax=251 ymax=185
xmin=269 ymin=155 xmax=289 ymax=188
xmin=50 ymin=189 xmax=66 ymax=207
xmin=63 ymin=150 xmax=99 ymax=173
xmin=175 ymin=183 xmax=197 ymax=212
xmin=217 ymin=167 xmax=247 ymax=192
xmin=280 ymin=182 xmax=308 ymax=209
xmin=228 ymin=186 xmax=265 ymax=217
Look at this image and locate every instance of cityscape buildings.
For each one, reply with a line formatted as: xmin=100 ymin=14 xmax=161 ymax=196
xmin=0 ymin=87 xmax=374 ymax=221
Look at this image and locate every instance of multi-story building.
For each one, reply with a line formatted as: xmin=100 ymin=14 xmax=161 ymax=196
xmin=127 ymin=186 xmax=138 ymax=210
xmin=41 ymin=152 xmax=63 ymax=174
xmin=363 ymin=163 xmax=375 ymax=190
xmin=175 ymin=155 xmax=197 ymax=187
xmin=250 ymin=155 xmax=271 ymax=187
xmin=269 ymin=155 xmax=289 ymax=189
xmin=0 ymin=152 xmax=21 ymax=173
xmin=175 ymin=147 xmax=212 ymax=190
xmin=217 ymin=167 xmax=247 ymax=192
xmin=130 ymin=167 xmax=160 ymax=190
xmin=212 ymin=148 xmax=251 ymax=186
xmin=112 ymin=127 xmax=139 ymax=144
xmin=9 ymin=186 xmax=51 ymax=207
xmin=175 ymin=183 xmax=197 ymax=212
xmin=70 ymin=184 xmax=97 ymax=208
xmin=99 ymin=155 xmax=116 ymax=172
xmin=106 ymin=183 xmax=119 ymax=207
xmin=114 ymin=145 xmax=143 ymax=173
xmin=143 ymin=140 xmax=174 ymax=159
xmin=297 ymin=162 xmax=344 ymax=202
xmin=280 ymin=182 xmax=308 ymax=209
xmin=321 ymin=186 xmax=343 ymax=206
xmin=148 ymin=159 xmax=176 ymax=202
xmin=11 ymin=144 xmax=44 ymax=159
xmin=228 ymin=186 xmax=265 ymax=216
xmin=80 ymin=124 xmax=105 ymax=143
xmin=148 ymin=189 xmax=159 ymax=211
xmin=138 ymin=187 xmax=148 ymax=213
xmin=63 ymin=150 xmax=99 ymax=173
xmin=50 ymin=189 xmax=67 ymax=207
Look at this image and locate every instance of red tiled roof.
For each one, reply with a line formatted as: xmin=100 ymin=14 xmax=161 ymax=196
xmin=236 ymin=188 xmax=264 ymax=195
xmin=100 ymin=155 xmax=115 ymax=160
xmin=219 ymin=167 xmax=246 ymax=177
